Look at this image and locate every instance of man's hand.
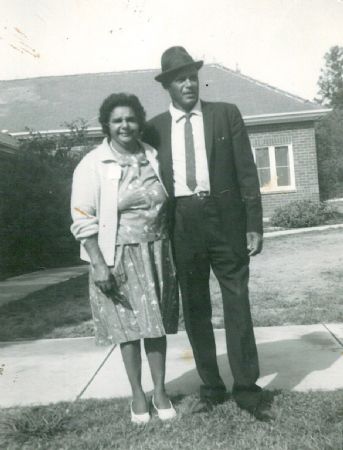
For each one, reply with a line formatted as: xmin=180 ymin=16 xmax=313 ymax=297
xmin=246 ymin=232 xmax=263 ymax=256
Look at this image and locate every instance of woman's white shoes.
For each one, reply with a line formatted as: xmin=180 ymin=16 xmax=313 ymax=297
xmin=131 ymin=397 xmax=177 ymax=423
xmin=130 ymin=402 xmax=150 ymax=424
xmin=152 ymin=396 xmax=177 ymax=421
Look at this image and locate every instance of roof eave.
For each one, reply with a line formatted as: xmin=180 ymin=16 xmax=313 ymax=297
xmin=244 ymin=109 xmax=331 ymax=126
xmin=10 ymin=109 xmax=332 ymax=138
xmin=10 ymin=126 xmax=103 ymax=139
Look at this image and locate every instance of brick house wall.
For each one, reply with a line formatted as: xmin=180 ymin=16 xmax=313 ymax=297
xmin=247 ymin=121 xmax=320 ymax=218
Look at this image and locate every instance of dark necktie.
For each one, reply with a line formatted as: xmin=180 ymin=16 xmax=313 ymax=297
xmin=184 ymin=113 xmax=197 ymax=191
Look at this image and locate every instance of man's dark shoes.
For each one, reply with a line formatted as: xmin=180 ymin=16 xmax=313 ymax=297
xmin=188 ymin=396 xmax=226 ymax=414
xmin=187 ymin=385 xmax=227 ymax=414
xmin=232 ymin=384 xmax=275 ymax=422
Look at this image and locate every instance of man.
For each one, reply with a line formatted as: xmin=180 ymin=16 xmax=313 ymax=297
xmin=144 ymin=46 xmax=271 ymax=420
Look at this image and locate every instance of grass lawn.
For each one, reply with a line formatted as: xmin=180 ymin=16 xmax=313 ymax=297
xmin=0 ymin=274 xmax=92 ymax=341
xmin=1 ymin=391 xmax=343 ymax=449
xmin=1 ymin=228 xmax=343 ymax=341
xmin=211 ymin=228 xmax=343 ymax=327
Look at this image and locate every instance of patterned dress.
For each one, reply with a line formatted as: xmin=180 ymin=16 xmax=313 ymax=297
xmin=89 ymin=145 xmax=179 ymax=345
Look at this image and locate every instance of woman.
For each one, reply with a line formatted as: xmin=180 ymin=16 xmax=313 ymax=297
xmin=71 ymin=93 xmax=178 ymax=424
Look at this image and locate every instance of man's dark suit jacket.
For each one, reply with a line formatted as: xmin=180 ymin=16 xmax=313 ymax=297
xmin=143 ymin=101 xmax=263 ymax=256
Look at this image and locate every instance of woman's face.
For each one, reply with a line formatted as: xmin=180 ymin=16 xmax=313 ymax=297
xmin=108 ymin=106 xmax=140 ymax=149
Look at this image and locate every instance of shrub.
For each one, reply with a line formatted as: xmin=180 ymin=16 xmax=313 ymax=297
xmin=0 ymin=151 xmax=81 ymax=278
xmin=0 ymin=123 xmax=94 ymax=279
xmin=270 ymin=200 xmax=337 ymax=228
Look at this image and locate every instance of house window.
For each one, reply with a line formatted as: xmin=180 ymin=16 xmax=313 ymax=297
xmin=253 ymin=144 xmax=295 ymax=192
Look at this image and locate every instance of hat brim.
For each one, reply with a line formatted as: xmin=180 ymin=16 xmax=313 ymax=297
xmin=155 ymin=60 xmax=203 ymax=83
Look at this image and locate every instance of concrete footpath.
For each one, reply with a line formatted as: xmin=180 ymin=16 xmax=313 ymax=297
xmin=264 ymin=222 xmax=343 ymax=238
xmin=1 ymin=324 xmax=343 ymax=408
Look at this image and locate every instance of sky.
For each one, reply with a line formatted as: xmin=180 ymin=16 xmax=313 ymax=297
xmin=1 ymin=0 xmax=343 ymax=101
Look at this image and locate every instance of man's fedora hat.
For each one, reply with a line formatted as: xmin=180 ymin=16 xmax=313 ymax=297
xmin=155 ymin=46 xmax=203 ymax=83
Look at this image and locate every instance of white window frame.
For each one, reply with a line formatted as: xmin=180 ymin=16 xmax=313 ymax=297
xmin=252 ymin=144 xmax=296 ymax=193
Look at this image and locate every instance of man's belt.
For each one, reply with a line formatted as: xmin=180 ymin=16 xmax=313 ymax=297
xmin=176 ymin=191 xmax=210 ymax=200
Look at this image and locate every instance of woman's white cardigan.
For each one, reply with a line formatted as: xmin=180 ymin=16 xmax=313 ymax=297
xmin=70 ymin=138 xmax=166 ymax=265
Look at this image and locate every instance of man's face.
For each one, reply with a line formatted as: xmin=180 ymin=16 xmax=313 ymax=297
xmin=167 ymin=67 xmax=199 ymax=112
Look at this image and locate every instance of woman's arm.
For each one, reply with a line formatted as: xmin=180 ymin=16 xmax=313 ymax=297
xmin=71 ymin=156 xmax=116 ymax=295
xmin=70 ymin=156 xmax=99 ymax=240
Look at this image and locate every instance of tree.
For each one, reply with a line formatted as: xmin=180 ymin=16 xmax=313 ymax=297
xmin=315 ymin=109 xmax=343 ymax=199
xmin=22 ymin=118 xmax=90 ymax=162
xmin=315 ymin=46 xmax=343 ymax=200
xmin=317 ymin=45 xmax=343 ymax=108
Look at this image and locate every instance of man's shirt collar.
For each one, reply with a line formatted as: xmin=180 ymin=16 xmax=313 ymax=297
xmin=169 ymin=100 xmax=202 ymax=122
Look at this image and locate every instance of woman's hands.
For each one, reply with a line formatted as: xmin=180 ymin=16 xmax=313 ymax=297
xmin=92 ymin=261 xmax=115 ymax=296
xmin=84 ymin=235 xmax=122 ymax=301
xmin=118 ymin=187 xmax=151 ymax=212
xmin=92 ymin=261 xmax=131 ymax=308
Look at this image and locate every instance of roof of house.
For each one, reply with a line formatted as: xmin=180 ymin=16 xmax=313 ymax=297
xmin=0 ymin=64 xmax=327 ymax=134
xmin=0 ymin=132 xmax=19 ymax=154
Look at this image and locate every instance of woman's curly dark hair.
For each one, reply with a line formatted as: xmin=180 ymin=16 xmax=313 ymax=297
xmin=98 ymin=93 xmax=146 ymax=138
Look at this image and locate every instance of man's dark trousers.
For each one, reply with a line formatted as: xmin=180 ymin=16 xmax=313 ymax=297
xmin=174 ymin=194 xmax=259 ymax=401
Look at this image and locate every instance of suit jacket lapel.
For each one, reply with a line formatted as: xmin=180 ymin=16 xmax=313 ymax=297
xmin=158 ymin=113 xmax=174 ymax=197
xmin=201 ymin=101 xmax=214 ymax=165
xmin=143 ymin=144 xmax=169 ymax=197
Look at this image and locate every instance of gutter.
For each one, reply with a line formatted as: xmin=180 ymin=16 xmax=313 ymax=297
xmin=10 ymin=126 xmax=103 ymax=139
xmin=244 ymin=109 xmax=331 ymax=126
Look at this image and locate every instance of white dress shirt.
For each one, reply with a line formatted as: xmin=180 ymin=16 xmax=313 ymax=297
xmin=169 ymin=101 xmax=210 ymax=196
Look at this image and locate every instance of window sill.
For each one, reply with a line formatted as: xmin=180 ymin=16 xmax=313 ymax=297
xmin=261 ymin=189 xmax=297 ymax=195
